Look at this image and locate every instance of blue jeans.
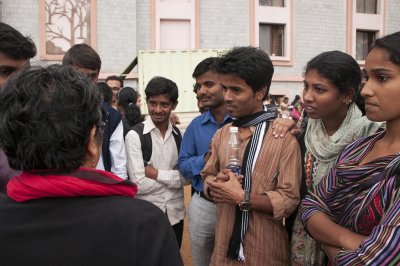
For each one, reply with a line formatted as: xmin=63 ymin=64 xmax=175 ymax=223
xmin=188 ymin=193 xmax=217 ymax=266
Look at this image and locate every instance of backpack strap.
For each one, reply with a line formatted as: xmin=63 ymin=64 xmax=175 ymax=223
xmin=131 ymin=123 xmax=152 ymax=166
xmin=172 ymin=125 xmax=182 ymax=153
xmin=131 ymin=124 xmax=182 ymax=167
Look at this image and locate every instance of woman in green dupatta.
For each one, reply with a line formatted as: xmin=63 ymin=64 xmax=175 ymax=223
xmin=273 ymin=50 xmax=382 ymax=265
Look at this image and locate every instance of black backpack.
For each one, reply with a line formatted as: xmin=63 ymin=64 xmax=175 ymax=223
xmin=131 ymin=123 xmax=182 ymax=166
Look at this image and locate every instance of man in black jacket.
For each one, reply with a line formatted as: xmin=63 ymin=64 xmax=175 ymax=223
xmin=63 ymin=44 xmax=128 ymax=179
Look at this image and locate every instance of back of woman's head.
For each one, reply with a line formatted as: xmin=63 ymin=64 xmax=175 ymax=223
xmin=117 ymin=87 xmax=143 ymax=126
xmin=305 ymin=51 xmax=362 ymax=95
xmin=125 ymin=106 xmax=144 ymax=127
xmin=117 ymin=87 xmax=138 ymax=111
xmin=373 ymin=31 xmax=400 ymax=66
xmin=0 ymin=64 xmax=101 ymax=171
xmin=291 ymin=95 xmax=301 ymax=105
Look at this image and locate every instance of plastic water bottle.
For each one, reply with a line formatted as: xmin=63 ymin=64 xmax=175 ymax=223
xmin=226 ymin=126 xmax=242 ymax=176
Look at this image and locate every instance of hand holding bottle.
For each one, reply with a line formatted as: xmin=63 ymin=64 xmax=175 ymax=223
xmin=213 ymin=169 xmax=243 ymax=184
xmin=226 ymin=126 xmax=242 ymax=176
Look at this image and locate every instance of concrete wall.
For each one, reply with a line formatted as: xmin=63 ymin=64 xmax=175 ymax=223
xmin=96 ymin=1 xmax=137 ymax=73
xmin=199 ymin=0 xmax=249 ymax=49
xmin=1 ymin=0 xmax=40 ymax=63
xmin=136 ymin=0 xmax=151 ymax=51
xmin=386 ymin=0 xmax=400 ymax=34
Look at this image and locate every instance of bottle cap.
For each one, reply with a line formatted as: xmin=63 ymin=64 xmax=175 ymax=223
xmin=230 ymin=126 xmax=238 ymax=132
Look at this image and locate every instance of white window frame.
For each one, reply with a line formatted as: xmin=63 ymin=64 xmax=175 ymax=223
xmin=253 ymin=0 xmax=292 ymax=64
xmin=259 ymin=0 xmax=285 ymax=7
xmin=347 ymin=0 xmax=385 ymax=64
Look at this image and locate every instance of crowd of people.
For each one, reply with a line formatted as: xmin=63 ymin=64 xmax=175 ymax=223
xmin=263 ymin=93 xmax=305 ymax=125
xmin=0 ymin=21 xmax=399 ymax=266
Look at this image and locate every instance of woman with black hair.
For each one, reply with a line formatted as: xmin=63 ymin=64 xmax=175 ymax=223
xmin=300 ymin=31 xmax=400 ymax=266
xmin=0 ymin=65 xmax=183 ymax=266
xmin=117 ymin=86 xmax=145 ymax=137
xmin=290 ymin=94 xmax=303 ymax=123
xmin=273 ymin=51 xmax=382 ymax=265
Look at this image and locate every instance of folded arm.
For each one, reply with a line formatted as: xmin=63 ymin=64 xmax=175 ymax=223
xmin=146 ymin=165 xmax=189 ymax=188
xmin=335 ymin=190 xmax=400 ymax=265
xmin=300 ymin=165 xmax=400 ymax=265
xmin=125 ymin=131 xmax=163 ymax=194
xmin=305 ymin=212 xmax=367 ymax=250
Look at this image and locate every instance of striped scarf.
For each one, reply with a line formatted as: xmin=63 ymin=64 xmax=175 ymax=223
xmin=227 ymin=106 xmax=276 ymax=261
xmin=300 ymin=131 xmax=400 ymax=265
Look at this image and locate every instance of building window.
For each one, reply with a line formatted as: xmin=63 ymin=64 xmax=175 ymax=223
xmin=259 ymin=24 xmax=284 ymax=56
xmin=348 ymin=0 xmax=385 ymax=61
xmin=356 ymin=0 xmax=377 ymax=14
xmin=152 ymin=0 xmax=198 ymax=50
xmin=356 ymin=30 xmax=375 ymax=60
xmin=252 ymin=0 xmax=292 ymax=63
xmin=259 ymin=0 xmax=284 ymax=7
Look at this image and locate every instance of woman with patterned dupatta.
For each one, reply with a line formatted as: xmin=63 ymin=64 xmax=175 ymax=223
xmin=300 ymin=31 xmax=400 ymax=265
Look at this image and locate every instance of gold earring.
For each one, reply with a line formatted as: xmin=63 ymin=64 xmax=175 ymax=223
xmin=91 ymin=159 xmax=96 ymax=169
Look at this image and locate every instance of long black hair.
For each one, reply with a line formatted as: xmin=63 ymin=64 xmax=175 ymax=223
xmin=118 ymin=87 xmax=144 ymax=127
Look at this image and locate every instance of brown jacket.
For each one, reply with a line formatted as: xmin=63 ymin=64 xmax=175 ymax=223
xmin=201 ymin=122 xmax=301 ymax=265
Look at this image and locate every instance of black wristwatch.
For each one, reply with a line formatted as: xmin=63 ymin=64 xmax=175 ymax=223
xmin=239 ymin=191 xmax=251 ymax=211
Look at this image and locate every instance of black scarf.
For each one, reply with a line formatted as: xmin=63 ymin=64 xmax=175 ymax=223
xmin=227 ymin=105 xmax=276 ymax=260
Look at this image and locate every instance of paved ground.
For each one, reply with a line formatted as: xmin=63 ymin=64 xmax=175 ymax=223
xmin=181 ymin=185 xmax=193 ymax=266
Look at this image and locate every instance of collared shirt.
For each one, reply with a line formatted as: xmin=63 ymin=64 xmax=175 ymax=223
xmin=96 ymin=121 xmax=128 ymax=179
xmin=125 ymin=118 xmax=187 ymax=225
xmin=178 ymin=110 xmax=231 ymax=192
xmin=201 ymin=123 xmax=301 ymax=265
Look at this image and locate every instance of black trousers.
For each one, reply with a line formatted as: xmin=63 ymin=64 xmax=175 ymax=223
xmin=172 ymin=219 xmax=184 ymax=248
